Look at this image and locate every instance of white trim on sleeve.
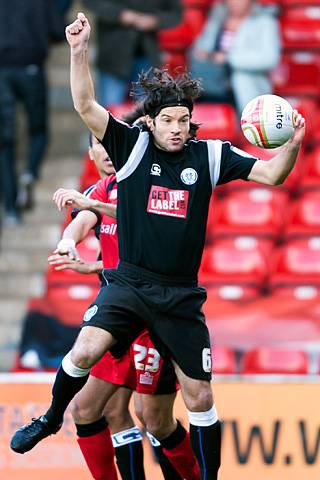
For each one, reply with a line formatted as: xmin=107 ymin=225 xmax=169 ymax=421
xmin=116 ymin=131 xmax=149 ymax=183
xmin=207 ymin=140 xmax=223 ymax=190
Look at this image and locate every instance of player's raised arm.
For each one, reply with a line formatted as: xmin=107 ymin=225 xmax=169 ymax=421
xmin=66 ymin=12 xmax=109 ymax=140
xmin=248 ymin=110 xmax=306 ymax=186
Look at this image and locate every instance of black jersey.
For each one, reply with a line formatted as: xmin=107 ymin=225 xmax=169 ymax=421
xmin=101 ymin=114 xmax=258 ymax=279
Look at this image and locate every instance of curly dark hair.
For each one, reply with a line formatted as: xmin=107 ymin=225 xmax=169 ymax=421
xmin=131 ymin=67 xmax=203 ymax=118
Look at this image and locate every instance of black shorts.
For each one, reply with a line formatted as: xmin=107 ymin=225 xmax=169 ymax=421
xmin=82 ymin=261 xmax=212 ymax=381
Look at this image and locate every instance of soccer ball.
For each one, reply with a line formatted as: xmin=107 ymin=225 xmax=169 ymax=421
xmin=241 ymin=94 xmax=294 ymax=148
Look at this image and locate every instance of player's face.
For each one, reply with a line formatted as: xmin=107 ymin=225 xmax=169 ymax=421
xmin=148 ymin=106 xmax=191 ymax=152
xmin=89 ymin=136 xmax=115 ymax=177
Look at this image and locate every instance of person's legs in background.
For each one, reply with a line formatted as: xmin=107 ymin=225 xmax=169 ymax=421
xmin=98 ymin=71 xmax=128 ymax=106
xmin=130 ymin=57 xmax=152 ymax=102
xmin=98 ymin=57 xmax=152 ymax=107
xmin=16 ymin=65 xmax=48 ymax=210
xmin=0 ymin=68 xmax=20 ymax=226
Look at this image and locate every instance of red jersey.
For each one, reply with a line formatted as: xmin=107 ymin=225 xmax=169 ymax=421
xmin=83 ymin=175 xmax=178 ymax=393
xmin=86 ymin=174 xmax=118 ymax=269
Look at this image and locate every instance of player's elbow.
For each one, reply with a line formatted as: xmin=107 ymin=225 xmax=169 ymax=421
xmin=73 ymin=97 xmax=94 ymax=117
xmin=269 ymin=175 xmax=285 ymax=186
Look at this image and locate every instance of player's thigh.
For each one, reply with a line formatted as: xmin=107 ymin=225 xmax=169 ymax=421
xmin=71 ymin=375 xmax=119 ymax=424
xmin=71 ymin=325 xmax=117 ymax=366
xmin=173 ymin=361 xmax=213 ymax=412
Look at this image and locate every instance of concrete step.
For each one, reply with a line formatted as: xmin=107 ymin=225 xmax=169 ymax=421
xmin=0 ymin=323 xmax=22 ymax=371
xmin=0 ymin=300 xmax=27 ymax=370
xmin=0 ymin=251 xmax=50 ymax=274
xmin=0 ymin=273 xmax=45 ymax=300
xmin=2 ymin=224 xmax=60 ymax=251
xmin=0 ymin=299 xmax=27 ymax=324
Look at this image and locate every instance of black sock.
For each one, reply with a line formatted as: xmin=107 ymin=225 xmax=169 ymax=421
xmin=152 ymin=445 xmax=182 ymax=480
xmin=115 ymin=441 xmax=145 ymax=480
xmin=76 ymin=417 xmax=108 ymax=437
xmin=45 ymin=365 xmax=89 ymax=426
xmin=190 ymin=420 xmax=221 ymax=479
xmin=160 ymin=421 xmax=186 ymax=450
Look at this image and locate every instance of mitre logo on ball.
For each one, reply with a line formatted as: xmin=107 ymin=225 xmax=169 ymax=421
xmin=241 ymin=94 xmax=294 ymax=149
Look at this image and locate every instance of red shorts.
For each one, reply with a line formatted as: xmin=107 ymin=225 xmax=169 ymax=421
xmin=90 ymin=330 xmax=178 ymax=394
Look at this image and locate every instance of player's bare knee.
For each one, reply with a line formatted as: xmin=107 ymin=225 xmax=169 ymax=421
xmin=70 ymin=345 xmax=99 ymax=369
xmin=184 ymin=385 xmax=213 ymax=412
xmin=144 ymin=411 xmax=175 ymax=439
xmin=70 ymin=397 xmax=102 ymax=424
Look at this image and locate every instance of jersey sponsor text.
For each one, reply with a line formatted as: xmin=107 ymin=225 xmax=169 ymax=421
xmin=147 ymin=185 xmax=189 ymax=218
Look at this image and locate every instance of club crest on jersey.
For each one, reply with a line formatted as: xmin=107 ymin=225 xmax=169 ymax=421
xmin=180 ymin=168 xmax=198 ymax=185
xmin=150 ymin=163 xmax=161 ymax=176
xmin=83 ymin=305 xmax=98 ymax=322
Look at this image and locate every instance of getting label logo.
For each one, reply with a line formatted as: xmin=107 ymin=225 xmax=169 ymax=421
xmin=147 ymin=185 xmax=189 ymax=218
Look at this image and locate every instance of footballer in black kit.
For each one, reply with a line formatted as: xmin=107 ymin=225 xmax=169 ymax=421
xmin=10 ymin=12 xmax=306 ymax=480
xmin=89 ymin=114 xmax=257 ymax=381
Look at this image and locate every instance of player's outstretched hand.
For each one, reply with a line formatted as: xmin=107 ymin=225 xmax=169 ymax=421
xmin=65 ymin=12 xmax=91 ymax=50
xmin=53 ymin=188 xmax=94 ymax=211
xmin=290 ymin=109 xmax=305 ymax=145
xmin=48 ymin=254 xmax=92 ymax=273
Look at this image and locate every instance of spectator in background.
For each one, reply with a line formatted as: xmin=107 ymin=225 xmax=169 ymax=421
xmin=55 ymin=0 xmax=73 ymax=15
xmin=190 ymin=0 xmax=281 ymax=115
xmin=0 ymin=0 xmax=65 ymax=227
xmin=82 ymin=0 xmax=182 ymax=106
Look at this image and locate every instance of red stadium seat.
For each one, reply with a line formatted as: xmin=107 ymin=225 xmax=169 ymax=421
xmin=284 ymin=191 xmax=320 ymax=238
xmin=271 ymin=285 xmax=320 ymax=300
xmin=270 ymin=237 xmax=320 ymax=287
xmin=282 ymin=4 xmax=320 ymax=20
xmin=280 ymin=8 xmax=320 ymax=49
xmin=212 ymin=346 xmax=237 ymax=374
xmin=45 ymin=284 xmax=100 ymax=327
xmin=241 ymin=347 xmax=308 ymax=374
xmin=46 ymin=234 xmax=100 ymax=287
xmin=158 ymin=7 xmax=206 ymax=51
xmin=299 ymin=146 xmax=320 ymax=191
xmin=199 ymin=237 xmax=269 ymax=287
xmin=183 ymin=0 xmax=214 ymax=7
xmin=108 ymin=102 xmax=134 ymax=120
xmin=208 ymin=188 xmax=288 ymax=239
xmin=162 ymin=51 xmax=188 ymax=75
xmin=281 ymin=0 xmax=320 ymax=5
xmin=271 ymin=51 xmax=320 ymax=99
xmin=206 ymin=285 xmax=262 ymax=302
xmin=192 ymin=103 xmax=239 ymax=143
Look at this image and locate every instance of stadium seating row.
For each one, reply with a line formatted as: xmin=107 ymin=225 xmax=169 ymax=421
xmin=213 ymin=346 xmax=310 ymax=374
xmin=160 ymin=3 xmax=320 ymax=50
xmin=12 ymin=342 xmax=312 ymax=375
xmin=199 ymin=237 xmax=320 ymax=288
xmin=207 ymin=189 xmax=320 ymax=239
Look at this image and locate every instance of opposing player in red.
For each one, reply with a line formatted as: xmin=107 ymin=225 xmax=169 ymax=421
xmin=47 ymin=131 xmax=200 ymax=480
